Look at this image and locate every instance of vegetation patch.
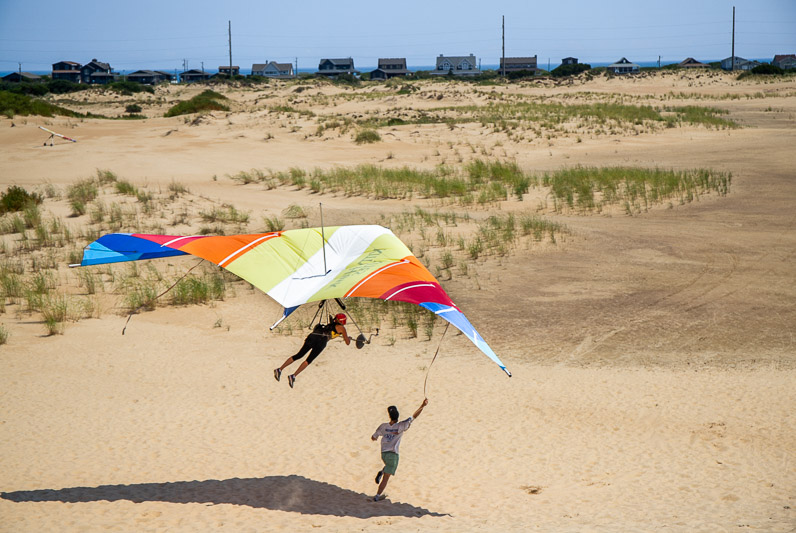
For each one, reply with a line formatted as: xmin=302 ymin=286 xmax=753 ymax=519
xmin=354 ymin=129 xmax=381 ymax=144
xmin=0 ymin=90 xmax=80 ymax=118
xmin=164 ymin=90 xmax=229 ymax=117
xmin=666 ymin=106 xmax=738 ymax=129
xmin=541 ymin=166 xmax=731 ymax=213
xmin=0 ymin=186 xmax=43 ymax=214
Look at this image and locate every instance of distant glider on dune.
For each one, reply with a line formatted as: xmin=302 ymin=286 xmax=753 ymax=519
xmin=39 ymin=126 xmax=77 ymax=145
xmin=73 ymin=225 xmax=511 ymax=377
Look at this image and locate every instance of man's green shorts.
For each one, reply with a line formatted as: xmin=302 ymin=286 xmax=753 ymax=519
xmin=381 ymin=451 xmax=400 ymax=475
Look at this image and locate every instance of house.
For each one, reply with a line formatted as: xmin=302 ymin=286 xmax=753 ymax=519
xmin=317 ymin=58 xmax=357 ymax=77
xmin=180 ymin=69 xmax=211 ymax=83
xmin=52 ymin=61 xmax=82 ymax=83
xmin=721 ymin=56 xmax=761 ymax=71
xmin=88 ymin=71 xmax=119 ymax=85
xmin=370 ymin=58 xmax=409 ymax=80
xmin=431 ymin=54 xmax=479 ymax=76
xmin=607 ymin=57 xmax=640 ymax=74
xmin=154 ymin=71 xmax=176 ymax=83
xmin=252 ymin=61 xmax=294 ymax=78
xmin=562 ymin=57 xmax=578 ymax=65
xmin=773 ymin=54 xmax=796 ymax=70
xmin=2 ymin=72 xmax=43 ymax=83
xmin=81 ymin=59 xmax=115 ymax=84
xmin=218 ymin=65 xmax=240 ymax=77
xmin=679 ymin=57 xmax=709 ymax=69
xmin=127 ymin=70 xmax=173 ymax=85
xmin=500 ymin=56 xmax=539 ymax=74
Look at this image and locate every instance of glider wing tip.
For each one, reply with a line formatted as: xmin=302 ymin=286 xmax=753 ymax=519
xmin=504 ymin=368 xmax=512 ymax=377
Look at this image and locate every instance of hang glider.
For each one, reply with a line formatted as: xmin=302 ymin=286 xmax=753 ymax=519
xmin=73 ymin=225 xmax=511 ymax=376
xmin=39 ymin=126 xmax=77 ymax=144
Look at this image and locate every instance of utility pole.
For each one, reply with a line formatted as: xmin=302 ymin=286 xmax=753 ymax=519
xmin=183 ymin=59 xmax=187 ymax=72
xmin=658 ymin=55 xmax=661 ymax=68
xmin=228 ymin=20 xmax=233 ymax=78
xmin=18 ymin=62 xmax=22 ymax=74
xmin=201 ymin=61 xmax=204 ymax=74
xmin=295 ymin=57 xmax=298 ymax=78
xmin=731 ymin=6 xmax=736 ymax=71
xmin=501 ymin=15 xmax=505 ymax=77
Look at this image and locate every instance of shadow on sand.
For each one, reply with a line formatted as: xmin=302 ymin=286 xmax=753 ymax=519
xmin=1 ymin=475 xmax=447 ymax=519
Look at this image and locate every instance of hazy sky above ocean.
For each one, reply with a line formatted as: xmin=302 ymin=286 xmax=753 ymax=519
xmin=1 ymin=0 xmax=794 ymax=72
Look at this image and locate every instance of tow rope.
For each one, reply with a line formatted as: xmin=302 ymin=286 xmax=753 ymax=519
xmin=423 ymin=321 xmax=450 ymax=399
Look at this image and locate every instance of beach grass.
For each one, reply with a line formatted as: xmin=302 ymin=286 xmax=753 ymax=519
xmin=665 ymin=105 xmax=739 ymax=129
xmin=169 ymin=272 xmax=225 ymax=306
xmin=41 ymin=293 xmax=68 ymax=335
xmin=542 ymin=166 xmax=732 ymax=213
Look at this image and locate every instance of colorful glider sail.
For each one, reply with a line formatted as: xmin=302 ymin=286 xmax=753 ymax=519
xmin=76 ymin=225 xmax=510 ymax=376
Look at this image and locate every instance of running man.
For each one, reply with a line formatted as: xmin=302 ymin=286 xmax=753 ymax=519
xmin=274 ymin=313 xmax=350 ymax=388
xmin=371 ymin=398 xmax=428 ymax=501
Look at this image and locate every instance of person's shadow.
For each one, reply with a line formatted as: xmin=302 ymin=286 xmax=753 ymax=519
xmin=1 ymin=475 xmax=447 ymax=519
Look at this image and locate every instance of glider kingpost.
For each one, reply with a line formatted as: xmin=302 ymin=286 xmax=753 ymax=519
xmin=75 ymin=225 xmax=511 ymax=376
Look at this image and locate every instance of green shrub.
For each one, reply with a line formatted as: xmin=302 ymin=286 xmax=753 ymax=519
xmin=0 ymin=324 xmax=8 ymax=345
xmin=125 ymin=103 xmax=142 ymax=113
xmin=551 ymin=63 xmax=592 ymax=77
xmin=0 ymin=186 xmax=43 ymax=214
xmin=164 ymin=90 xmax=229 ymax=117
xmin=749 ymin=64 xmax=784 ymax=76
xmin=355 ymin=129 xmax=381 ymax=144
xmin=47 ymin=80 xmax=88 ymax=94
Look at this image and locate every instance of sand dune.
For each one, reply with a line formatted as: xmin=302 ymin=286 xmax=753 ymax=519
xmin=1 ymin=71 xmax=794 ymax=531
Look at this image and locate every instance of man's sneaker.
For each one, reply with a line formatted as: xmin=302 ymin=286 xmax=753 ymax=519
xmin=288 ymin=374 xmax=295 ymax=388
xmin=375 ymin=470 xmax=383 ymax=484
xmin=273 ymin=368 xmax=281 ymax=382
xmin=373 ymin=494 xmax=385 ymax=502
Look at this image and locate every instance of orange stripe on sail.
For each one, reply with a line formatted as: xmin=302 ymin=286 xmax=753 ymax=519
xmin=345 ymin=256 xmax=437 ymax=299
xmin=180 ymin=233 xmax=279 ymax=265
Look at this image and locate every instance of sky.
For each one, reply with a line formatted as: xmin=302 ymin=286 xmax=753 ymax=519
xmin=0 ymin=0 xmax=794 ymax=72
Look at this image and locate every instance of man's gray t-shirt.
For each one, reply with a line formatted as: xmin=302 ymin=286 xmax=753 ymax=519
xmin=372 ymin=417 xmax=414 ymax=454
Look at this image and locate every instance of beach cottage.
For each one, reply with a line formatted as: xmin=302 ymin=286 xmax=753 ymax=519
xmin=721 ymin=56 xmax=760 ymax=71
xmin=370 ymin=58 xmax=410 ymax=80
xmin=431 ymin=54 xmax=479 ymax=76
xmin=252 ymin=62 xmax=294 ymax=78
xmin=773 ymin=54 xmax=796 ymax=70
xmin=562 ymin=57 xmax=578 ymax=65
xmin=180 ymin=69 xmax=211 ymax=83
xmin=80 ymin=59 xmax=115 ymax=84
xmin=218 ymin=65 xmax=240 ymax=77
xmin=500 ymin=56 xmax=539 ymax=75
xmin=127 ymin=70 xmax=173 ymax=84
xmin=317 ymin=58 xmax=357 ymax=78
xmin=607 ymin=57 xmax=640 ymax=74
xmin=679 ymin=57 xmax=709 ymax=69
xmin=2 ymin=72 xmax=42 ymax=83
xmin=52 ymin=61 xmax=82 ymax=83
